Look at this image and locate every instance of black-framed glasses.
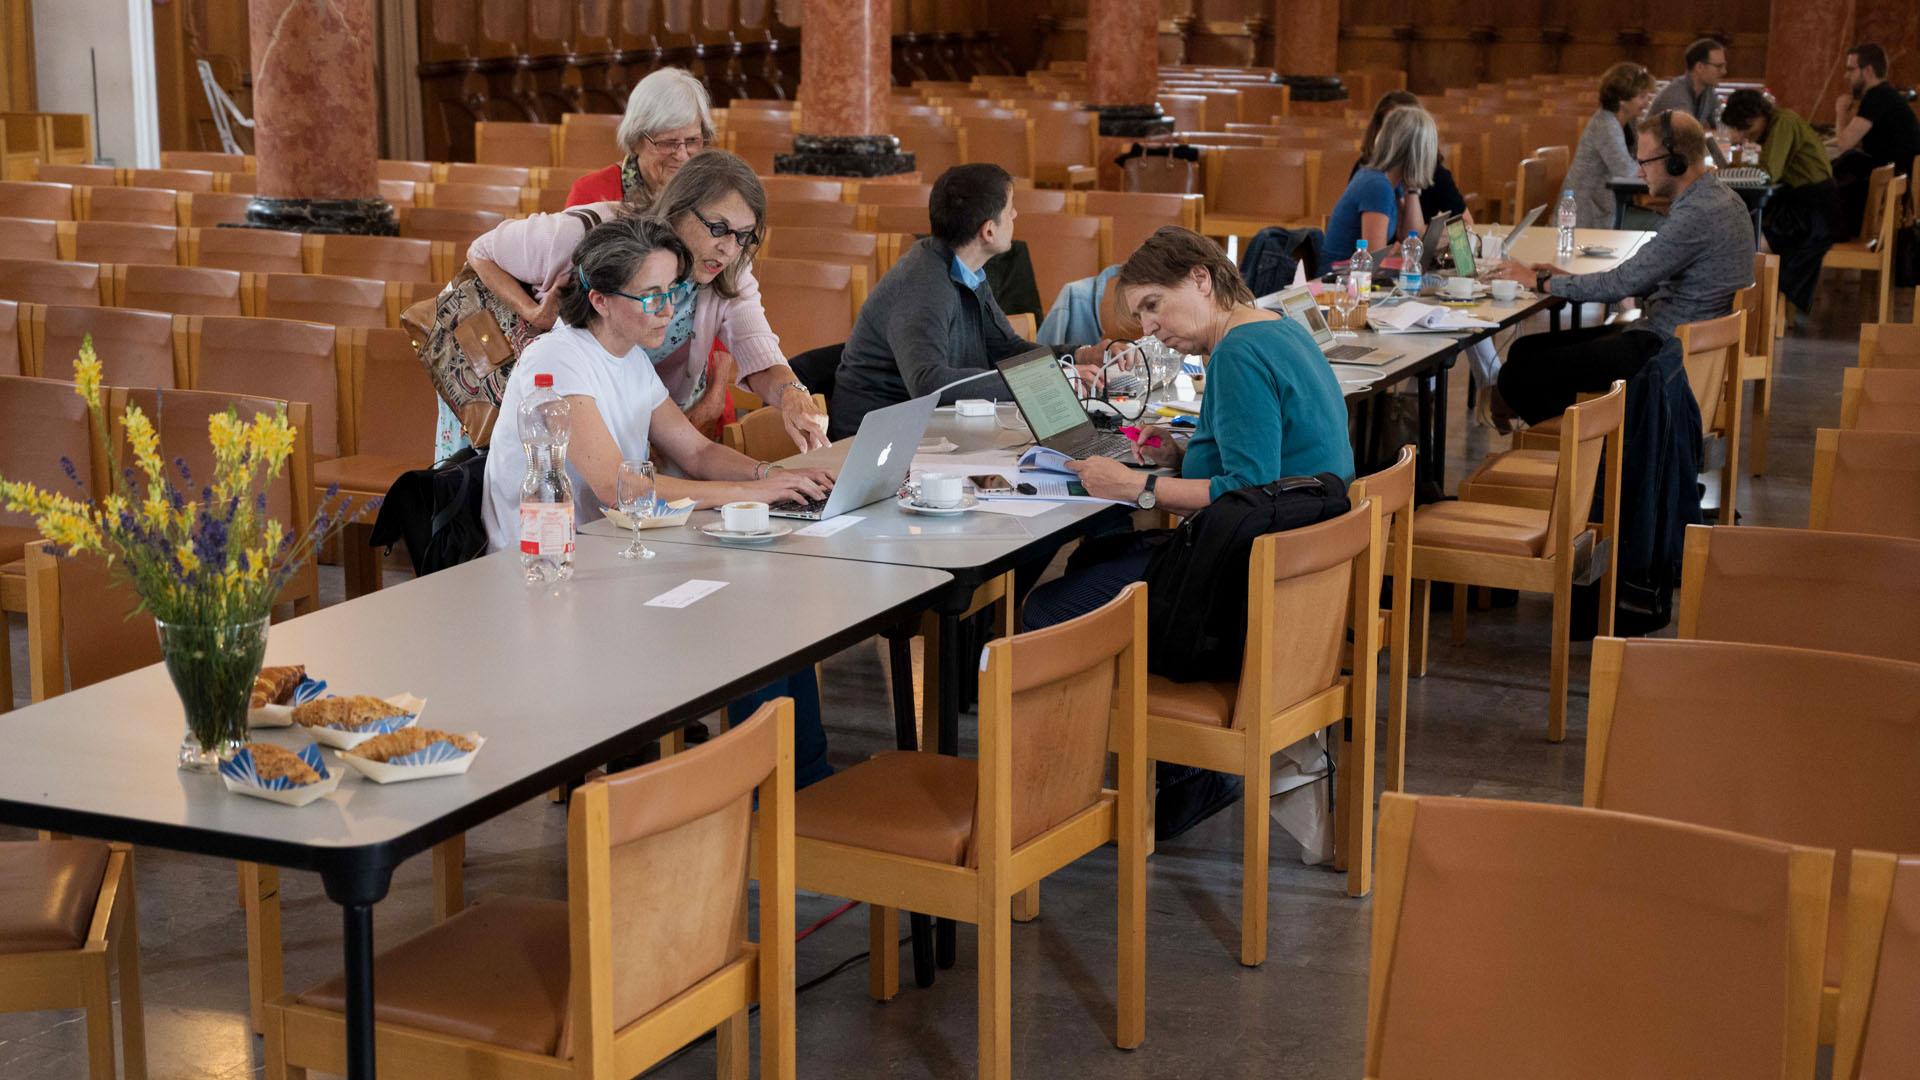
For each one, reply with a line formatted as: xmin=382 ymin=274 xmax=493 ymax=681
xmin=602 ymin=279 xmax=695 ymax=314
xmin=691 ymin=207 xmax=760 ymax=250
xmin=1634 ymin=154 xmax=1670 ymax=167
xmin=641 ymin=132 xmax=707 ymax=156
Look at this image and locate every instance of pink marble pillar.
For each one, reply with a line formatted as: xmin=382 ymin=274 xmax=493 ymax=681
xmin=779 ymin=0 xmax=913 ymax=177
xmin=1087 ymin=0 xmax=1160 ymax=108
xmin=1272 ymin=0 xmax=1339 ymax=76
xmin=246 ymin=0 xmax=393 ymax=232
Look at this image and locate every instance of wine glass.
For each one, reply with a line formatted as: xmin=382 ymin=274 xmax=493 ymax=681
xmin=616 ymin=460 xmax=657 ymax=559
xmin=1330 ymin=286 xmax=1358 ymax=337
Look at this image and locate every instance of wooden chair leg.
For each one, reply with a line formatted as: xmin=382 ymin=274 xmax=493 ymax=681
xmin=715 ymin=1008 xmax=750 ymax=1080
xmin=341 ymin=521 xmax=381 ymax=599
xmin=1409 ymin=579 xmax=1430 ymax=677
xmin=1012 ymin=884 xmax=1039 ymax=922
xmin=1239 ymin=738 xmax=1270 ymax=967
xmin=1385 ymin=626 xmax=1410 ymax=794
xmin=978 ymin=891 xmax=1012 ymax=1080
xmin=1548 ymin=567 xmax=1572 ymax=743
xmin=1750 ymin=372 xmax=1771 ymax=475
xmin=868 ymin=903 xmax=899 ymax=1001
xmin=1333 ymin=733 xmax=1352 ymax=874
xmin=0 ymin=622 xmax=13 ymax=714
xmin=432 ymin=834 xmax=465 ymax=922
xmin=240 ymin=862 xmax=282 ymax=1036
xmin=1449 ymin=583 xmax=1468 ymax=645
xmin=1344 ymin=718 xmax=1376 ymax=897
xmin=116 ymin=857 xmax=147 ymax=1080
xmin=263 ymin=1004 xmax=299 ymax=1080
xmin=82 ymin=952 xmax=116 ymax=1080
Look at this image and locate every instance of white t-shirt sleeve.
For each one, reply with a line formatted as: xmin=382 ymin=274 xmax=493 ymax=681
xmin=515 ymin=327 xmax=601 ymax=402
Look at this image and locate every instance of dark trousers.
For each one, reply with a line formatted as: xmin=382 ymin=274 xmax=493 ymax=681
xmin=1833 ymin=150 xmax=1878 ymax=240
xmin=1497 ymin=324 xmax=1665 ymax=425
xmin=728 ymin=667 xmax=833 ymax=789
xmin=1764 ymin=179 xmax=1840 ymax=312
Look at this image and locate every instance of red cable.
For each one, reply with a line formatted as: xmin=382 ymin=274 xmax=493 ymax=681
xmin=794 ymin=899 xmax=857 ymax=943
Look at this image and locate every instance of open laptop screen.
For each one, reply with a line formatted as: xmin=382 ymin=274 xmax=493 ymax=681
xmin=1275 ymin=285 xmax=1335 ymax=347
xmin=1446 ymin=218 xmax=1476 ymax=278
xmin=998 ymin=347 xmax=1092 ymax=442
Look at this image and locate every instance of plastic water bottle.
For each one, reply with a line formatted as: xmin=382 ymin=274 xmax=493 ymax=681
xmin=1348 ymin=239 xmax=1373 ymax=321
xmin=1397 ymin=233 xmax=1423 ymax=297
xmin=517 ymin=373 xmax=575 ymax=584
xmin=1556 ymin=189 xmax=1578 ymax=257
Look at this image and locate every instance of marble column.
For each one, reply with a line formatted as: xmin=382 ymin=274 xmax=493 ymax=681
xmin=775 ymin=0 xmax=914 ymax=177
xmin=1271 ymin=0 xmax=1339 ymax=77
xmin=245 ymin=0 xmax=395 ymax=234
xmin=1086 ymin=0 xmax=1171 ymax=139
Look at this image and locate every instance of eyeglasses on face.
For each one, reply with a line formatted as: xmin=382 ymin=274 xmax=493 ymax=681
xmin=1634 ymin=154 xmax=1671 ymax=166
xmin=592 ymin=276 xmax=696 ymax=314
xmin=691 ymin=207 xmax=761 ymax=250
xmin=641 ymin=133 xmax=707 ymax=156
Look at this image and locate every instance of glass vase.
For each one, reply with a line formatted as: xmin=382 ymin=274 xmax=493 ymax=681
xmin=156 ymin=616 xmax=271 ymax=772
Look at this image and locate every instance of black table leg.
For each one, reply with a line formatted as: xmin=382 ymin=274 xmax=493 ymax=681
xmin=884 ymin=626 xmax=937 ymax=987
xmin=1414 ymin=372 xmax=1435 ymax=497
xmin=935 ymin=608 xmax=961 ymax=969
xmin=1612 ymin=191 xmax=1627 ymax=230
xmin=1430 ymin=360 xmax=1452 ymax=498
xmin=323 ymin=865 xmax=395 ymax=1080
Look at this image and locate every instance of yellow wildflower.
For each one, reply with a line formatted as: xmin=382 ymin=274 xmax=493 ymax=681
xmin=175 ymin=543 xmax=200 ymax=574
xmin=123 ymin=407 xmax=164 ymax=482
xmin=71 ymin=338 xmax=103 ymax=409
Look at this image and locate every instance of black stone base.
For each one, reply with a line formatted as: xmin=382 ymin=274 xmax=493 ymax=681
xmin=774 ymin=134 xmax=916 ymax=178
xmin=1086 ymin=103 xmax=1175 ymax=139
xmin=238 ymin=196 xmax=398 ymax=236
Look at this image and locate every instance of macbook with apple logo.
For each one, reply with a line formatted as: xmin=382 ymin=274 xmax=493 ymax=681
xmin=768 ymin=391 xmax=939 ymax=520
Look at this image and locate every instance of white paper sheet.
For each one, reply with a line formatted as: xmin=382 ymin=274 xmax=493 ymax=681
xmin=644 ymin=579 xmax=729 ymax=608
xmin=795 ymin=515 xmax=865 ymax=537
xmin=971 ymin=499 xmax=1065 ymax=517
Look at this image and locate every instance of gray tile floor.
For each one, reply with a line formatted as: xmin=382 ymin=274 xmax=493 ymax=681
xmin=2 ymin=275 xmax=1895 ymax=1078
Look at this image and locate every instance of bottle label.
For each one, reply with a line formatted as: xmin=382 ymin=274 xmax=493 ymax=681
xmin=519 ymin=502 xmax=575 ymax=557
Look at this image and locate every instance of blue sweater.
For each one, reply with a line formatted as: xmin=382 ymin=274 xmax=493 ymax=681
xmin=1182 ymin=319 xmax=1355 ymax=501
xmin=1324 ymin=168 xmax=1399 ymax=263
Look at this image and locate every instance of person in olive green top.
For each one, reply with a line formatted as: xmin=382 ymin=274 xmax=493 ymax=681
xmin=1722 ymin=88 xmax=1838 ymax=313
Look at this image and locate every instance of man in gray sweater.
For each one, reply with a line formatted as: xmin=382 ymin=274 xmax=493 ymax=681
xmin=829 ymin=164 xmax=1071 ymax=438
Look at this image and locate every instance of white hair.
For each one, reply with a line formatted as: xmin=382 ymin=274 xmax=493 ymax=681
xmin=1366 ymin=106 xmax=1438 ymax=191
xmin=616 ymin=68 xmax=716 ymax=154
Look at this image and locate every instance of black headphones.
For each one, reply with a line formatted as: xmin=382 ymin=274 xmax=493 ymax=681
xmin=1658 ymin=110 xmax=1688 ymax=177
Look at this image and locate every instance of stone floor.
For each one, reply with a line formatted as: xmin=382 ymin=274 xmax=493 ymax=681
xmin=1 ymin=276 xmax=1898 ymax=1078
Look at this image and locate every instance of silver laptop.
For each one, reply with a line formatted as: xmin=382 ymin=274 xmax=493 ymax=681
xmin=1418 ymin=212 xmax=1455 ymax=272
xmin=1268 ymin=284 xmax=1402 ymax=366
xmin=1498 ymin=204 xmax=1547 ymax=259
xmin=768 ymin=392 xmax=937 ymax=520
xmin=995 ymin=345 xmax=1143 ymax=463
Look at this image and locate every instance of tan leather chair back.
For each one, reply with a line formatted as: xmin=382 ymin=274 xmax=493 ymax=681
xmin=1010 ymin=188 xmax=1069 ymax=214
xmin=1237 ymin=501 xmax=1375 ymax=722
xmin=555 ymin=704 xmax=779 ymax=1056
xmin=1208 ymin=147 xmax=1316 ymax=221
xmin=440 ymin=162 xmax=531 ymax=188
xmin=428 ymin=182 xmax=522 ymax=216
xmin=1848 ymin=855 xmax=1920 ymax=1077
xmin=373 ymin=159 xmax=433 ymax=183
xmin=0 ymin=216 xmax=61 ymax=260
xmin=399 ymin=207 xmax=503 ymax=249
xmin=766 ymin=198 xmax=864 ymax=231
xmin=83 ymin=185 xmax=177 ymax=226
xmin=315 ymin=234 xmax=437 ymax=285
xmin=1030 ymin=107 xmax=1097 ymax=176
xmin=760 ymin=227 xmax=885 ymax=284
xmin=1234 ymin=83 xmax=1291 ymax=124
xmin=37 ymin=305 xmax=177 ymax=388
xmin=556 ymin=113 xmax=623 ymax=169
xmin=117 ymin=264 xmax=244 ymax=317
xmin=1812 ymin=428 xmax=1920 ymax=540
xmin=0 ymin=298 xmax=17 ymax=376
xmin=189 ymin=316 xmax=344 ymax=458
xmin=126 ymin=168 xmax=217 ymax=194
xmin=183 ymin=192 xmax=251 ymax=228
xmin=0 ymin=375 xmax=97 ymax=539
xmin=1351 ymin=444 xmax=1415 ymax=594
xmin=117 ymin=386 xmax=303 ymax=536
xmin=1512 ymin=156 xmax=1550 ymax=226
xmin=751 ymin=258 xmax=862 ymax=357
xmin=866 ymin=201 xmax=931 ymax=235
xmin=473 ymin=121 xmax=555 ymax=168
xmin=897 ymin=124 xmax=961 ymax=180
xmin=1015 ymin=212 xmax=1107 ymax=309
xmin=1589 ymin=637 xmax=1920 ymax=982
xmin=0 ymin=258 xmax=102 ymax=306
xmin=1369 ymin=794 xmax=1828 ymax=1080
xmin=1842 ymin=367 xmax=1920 ymax=432
xmin=163 ymin=150 xmax=248 ymax=173
xmin=0 ymin=181 xmax=76 ymax=220
xmin=1082 ymin=191 xmax=1202 ymax=266
xmin=73 ymin=221 xmax=180 ymax=268
xmin=25 ymin=541 xmax=161 ymax=694
xmin=37 ymin=164 xmax=119 ymax=186
xmin=759 ymin=176 xmax=844 ymax=204
xmin=1677 ymin=310 xmax=1745 ymax=433
xmin=723 ymin=129 xmax=792 ymax=175
xmin=1157 ymin=94 xmax=1207 ymax=132
xmin=1544 ymin=379 xmax=1625 ymax=551
xmin=850 ymin=181 xmax=932 ymax=207
xmin=1860 ymin=322 xmax=1920 ymax=370
xmin=260 ymin=272 xmax=388 ymax=329
xmin=353 ymin=328 xmax=437 ymax=459
xmin=1680 ymin=525 xmax=1920 ymax=664
xmin=186 ymin=227 xmax=305 ymax=274
xmin=723 ymin=403 xmax=805 ymax=463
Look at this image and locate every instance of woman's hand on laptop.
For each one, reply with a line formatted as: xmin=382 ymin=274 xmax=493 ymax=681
xmin=748 ymin=466 xmax=835 ymax=505
xmin=1490 ymin=259 xmax=1538 ymax=284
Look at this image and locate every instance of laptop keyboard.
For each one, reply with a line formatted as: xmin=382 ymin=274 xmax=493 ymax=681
xmin=1066 ymin=430 xmax=1140 ymax=461
xmin=769 ymin=496 xmax=827 ymax=517
xmin=1324 ymin=343 xmax=1377 ymax=362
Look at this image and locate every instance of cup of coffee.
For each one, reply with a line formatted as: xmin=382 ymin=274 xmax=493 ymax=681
xmin=1444 ymin=275 xmax=1476 ymax=300
xmin=919 ymin=473 xmax=963 ymax=508
xmin=1490 ymin=278 xmax=1520 ymax=301
xmin=721 ymin=501 xmax=770 ymax=534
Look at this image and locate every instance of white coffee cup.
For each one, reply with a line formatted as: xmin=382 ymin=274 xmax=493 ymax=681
xmin=919 ymin=473 xmax=963 ymax=508
xmin=1444 ymin=275 xmax=1476 ymax=299
xmin=721 ymin=501 xmax=770 ymax=534
xmin=1490 ymin=278 xmax=1520 ymax=301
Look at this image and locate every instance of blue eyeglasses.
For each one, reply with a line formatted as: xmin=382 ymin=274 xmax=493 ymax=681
xmin=580 ymin=270 xmax=694 ymax=314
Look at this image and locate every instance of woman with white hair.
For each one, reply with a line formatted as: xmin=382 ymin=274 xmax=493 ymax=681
xmin=1322 ymin=105 xmax=1437 ymax=262
xmin=565 ymin=67 xmax=716 ymax=207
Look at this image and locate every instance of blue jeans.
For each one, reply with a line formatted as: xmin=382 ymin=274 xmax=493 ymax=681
xmin=728 ymin=666 xmax=833 ymax=789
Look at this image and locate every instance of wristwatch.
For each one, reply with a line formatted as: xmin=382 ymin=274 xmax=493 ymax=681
xmin=778 ymin=380 xmax=810 ymax=404
xmin=1136 ymin=473 xmax=1159 ymax=511
xmin=1535 ymin=270 xmax=1552 ymax=294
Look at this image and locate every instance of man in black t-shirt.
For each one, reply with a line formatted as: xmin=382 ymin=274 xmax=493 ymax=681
xmin=1831 ymin=43 xmax=1920 ymax=238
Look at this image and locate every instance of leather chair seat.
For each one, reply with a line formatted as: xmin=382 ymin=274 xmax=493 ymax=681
xmin=794 ymin=751 xmax=976 ymax=865
xmin=1413 ymin=501 xmax=1552 ymax=557
xmin=1145 ymin=674 xmax=1237 ymax=727
xmin=297 ymin=896 xmax=571 ymax=1057
xmin=0 ymin=839 xmax=110 ymax=952
xmin=1464 ymin=449 xmax=1558 ymax=492
xmin=313 ymin=454 xmax=425 ymax=497
xmin=1 ymin=523 xmax=41 ymax=567
xmin=1527 ymin=416 xmax=1563 ymax=438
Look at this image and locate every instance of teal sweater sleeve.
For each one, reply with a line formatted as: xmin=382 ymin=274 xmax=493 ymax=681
xmin=1182 ymin=319 xmax=1356 ymax=502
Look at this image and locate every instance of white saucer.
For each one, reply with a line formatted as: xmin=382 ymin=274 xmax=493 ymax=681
xmin=897 ymin=493 xmax=978 ymax=515
xmin=700 ymin=523 xmax=791 ymax=543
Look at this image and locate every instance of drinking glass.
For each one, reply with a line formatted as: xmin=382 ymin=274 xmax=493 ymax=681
xmin=1330 ymin=288 xmax=1357 ymax=336
xmin=616 ymin=460 xmax=658 ymax=559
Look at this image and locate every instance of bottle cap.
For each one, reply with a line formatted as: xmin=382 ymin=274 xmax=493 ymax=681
xmin=534 ymin=374 xmax=554 ymax=388
xmin=1355 ymin=239 xmax=1368 ymax=250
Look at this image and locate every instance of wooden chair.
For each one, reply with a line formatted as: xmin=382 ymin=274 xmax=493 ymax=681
xmin=257 ymin=272 xmax=399 ymax=329
xmin=721 ymin=393 xmax=828 ymax=461
xmin=440 ymin=162 xmax=532 ymax=188
xmin=21 ymin=538 xmax=162 ymax=700
xmin=724 ymin=129 xmax=792 ymax=174
xmin=1584 ymin=634 xmax=1920 ymax=1042
xmin=896 ymin=123 xmax=962 ymax=179
xmin=27 ymin=304 xmax=180 ymax=388
xmin=749 ymin=258 xmax=865 ymax=356
xmin=1005 ymin=312 xmax=1036 ymax=339
xmin=1738 ymin=253 xmax=1781 ymax=474
xmin=1202 ymin=147 xmax=1319 ymax=241
xmin=425 ymin=182 xmax=523 ymax=216
xmin=399 ymin=207 xmax=504 ymax=249
xmin=759 ymin=176 xmax=845 ymax=204
xmin=1012 ymin=212 xmax=1110 ymax=309
xmin=0 ymin=834 xmax=146 ymax=1080
xmin=1511 ymin=155 xmax=1552 ymax=227
xmin=184 ymin=227 xmax=306 ymax=275
xmin=0 ymin=180 xmax=76 ymax=220
xmin=0 ymin=116 xmax=39 ymax=180
xmin=1411 ymin=381 xmax=1624 ymax=741
xmin=845 ymin=181 xmax=931 ymax=208
xmin=1841 ymin=366 xmax=1920 ymax=431
xmin=764 ymin=198 xmax=866 ymax=231
xmin=794 ymin=584 xmax=1147 ymax=1080
xmin=78 ymin=186 xmax=178 ymax=227
xmin=1009 ymin=188 xmax=1069 ymax=213
xmin=1351 ymin=446 xmax=1415 ymax=793
xmin=35 ymin=163 xmax=119 ymax=187
xmin=184 ymin=315 xmax=348 ymax=458
xmin=181 ymin=192 xmax=251 ymax=228
xmin=0 ymin=258 xmax=106 ymax=306
xmin=0 ymin=214 xmax=62 ymax=260
xmin=1147 ymin=499 xmax=1382 ymax=947
xmin=313 ymin=327 xmax=438 ymax=597
xmin=376 ymin=178 xmax=418 ymax=208
xmin=222 ymin=172 xmax=259 ymax=195
xmin=538 ymin=165 xmax=598 ymax=195
xmin=0 ymin=298 xmax=18 ymax=376
xmin=1078 ymin=191 xmax=1203 ymax=266
xmin=111 ymin=263 xmax=246 ymax=317
xmin=1676 ymin=310 xmax=1747 ymax=525
xmin=266 ymin=698 xmax=797 ymax=1080
xmin=474 ymin=121 xmax=556 ymax=167
xmin=1364 ymin=793 xmax=1830 ymax=1080
xmin=1027 ymin=106 xmax=1098 ymax=189
xmin=1832 ymin=852 xmax=1920 ymax=1079
xmin=759 ymin=227 xmax=891 ymax=285
xmin=1860 ymin=320 xmax=1920 ymax=368
xmin=311 ymin=233 xmax=446 ymax=285
xmin=555 ymin=114 xmax=623 ymax=170
xmin=1811 ymin=427 xmax=1920 ymax=540
xmin=375 ymin=159 xmax=436 ymax=184
xmin=1234 ymin=83 xmax=1291 ymax=124
xmin=70 ymin=221 xmax=180 ymax=267
xmin=1676 ymin=524 xmax=1920 ymax=664
xmin=866 ymin=201 xmax=931 ymax=236
xmin=1157 ymin=93 xmax=1207 ymax=132
xmin=126 ymin=168 xmax=218 ymax=194
xmin=43 ymin=115 xmax=93 ymax=166
xmin=1824 ymin=167 xmax=1906 ymax=324
xmin=163 ymin=150 xmax=250 ymax=173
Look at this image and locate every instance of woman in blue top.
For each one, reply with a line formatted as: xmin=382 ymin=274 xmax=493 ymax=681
xmin=1323 ymin=105 xmax=1438 ymax=263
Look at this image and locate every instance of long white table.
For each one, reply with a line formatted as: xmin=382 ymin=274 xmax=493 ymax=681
xmin=0 ymin=538 xmax=953 ymax=1080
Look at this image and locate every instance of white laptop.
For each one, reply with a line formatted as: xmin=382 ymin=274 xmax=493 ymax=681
xmin=767 ymin=392 xmax=938 ymax=520
xmin=1267 ymin=284 xmax=1402 ymax=366
xmin=1498 ymin=204 xmax=1547 ymax=259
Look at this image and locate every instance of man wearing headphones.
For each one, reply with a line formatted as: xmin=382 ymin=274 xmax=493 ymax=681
xmin=1489 ymin=111 xmax=1755 ymax=423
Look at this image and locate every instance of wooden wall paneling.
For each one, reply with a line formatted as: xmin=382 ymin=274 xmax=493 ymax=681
xmin=614 ymin=0 xmax=668 ymax=102
xmin=524 ymin=0 xmax=579 ymax=118
xmin=0 ymin=0 xmax=35 ymax=114
xmin=418 ymin=0 xmax=489 ymax=162
xmin=566 ymin=0 xmax=627 ymax=113
xmin=168 ymin=0 xmax=253 ymax=154
xmin=477 ymin=0 xmax=540 ymax=126
xmin=378 ymin=0 xmax=428 ymax=160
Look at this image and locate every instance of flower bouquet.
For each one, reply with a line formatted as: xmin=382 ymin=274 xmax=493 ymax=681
xmin=0 ymin=340 xmax=376 ymax=770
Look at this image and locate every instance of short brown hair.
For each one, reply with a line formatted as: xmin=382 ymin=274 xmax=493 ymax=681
xmin=649 ymin=149 xmax=765 ymax=300
xmin=1598 ymin=62 xmax=1655 ymax=113
xmin=1636 ymin=110 xmax=1708 ymax=167
xmin=1850 ymin=44 xmax=1888 ymax=78
xmin=1115 ymin=226 xmax=1253 ymax=310
xmin=1684 ymin=37 xmax=1723 ymax=69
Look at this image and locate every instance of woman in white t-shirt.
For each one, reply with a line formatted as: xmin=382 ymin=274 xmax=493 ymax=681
xmin=483 ymin=215 xmax=834 ymax=554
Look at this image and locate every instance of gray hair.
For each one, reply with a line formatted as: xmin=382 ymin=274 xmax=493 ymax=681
xmin=616 ymin=68 xmax=716 ymax=155
xmin=556 ymin=215 xmax=692 ymax=330
xmin=1366 ymin=106 xmax=1437 ymax=192
xmin=650 ymin=150 xmax=766 ymax=301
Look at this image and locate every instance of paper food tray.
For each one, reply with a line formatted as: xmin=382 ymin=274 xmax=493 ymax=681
xmin=337 ymin=733 xmax=485 ymax=783
xmin=249 ymin=674 xmax=327 ymax=728
xmin=600 ymin=498 xmax=696 ymax=531
xmin=220 ymin=743 xmax=342 ymax=807
xmin=299 ymin=693 xmax=427 ymax=750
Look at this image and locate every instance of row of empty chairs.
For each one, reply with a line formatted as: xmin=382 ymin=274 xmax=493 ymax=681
xmin=2 ymin=175 xmax=562 ymax=222
xmin=0 ymin=258 xmax=418 ymax=328
xmin=0 ymin=219 xmax=461 ymax=281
